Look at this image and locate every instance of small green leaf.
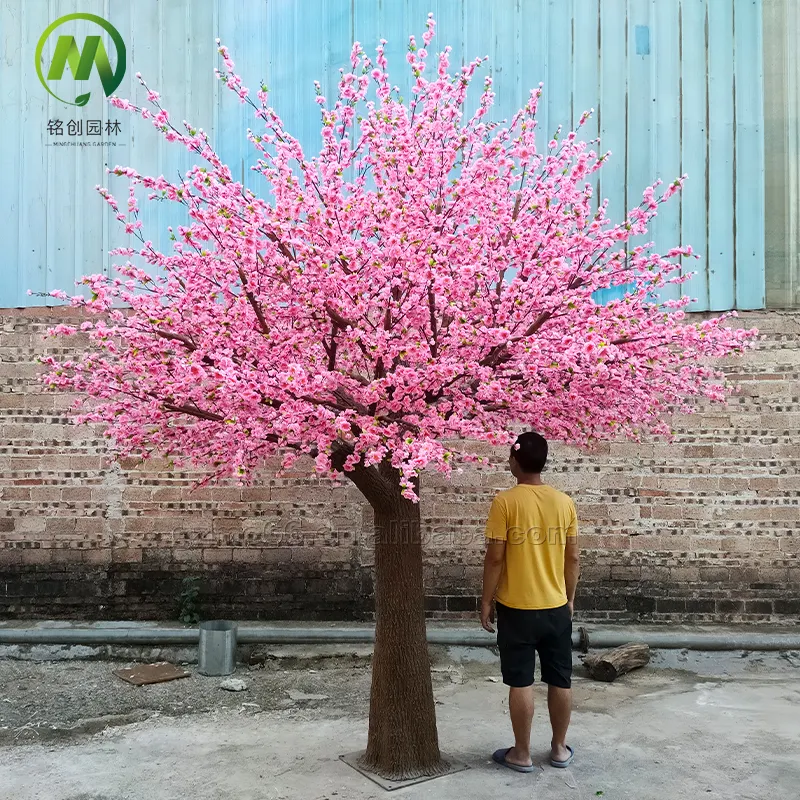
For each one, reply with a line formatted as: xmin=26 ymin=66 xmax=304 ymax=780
xmin=75 ymin=93 xmax=91 ymax=106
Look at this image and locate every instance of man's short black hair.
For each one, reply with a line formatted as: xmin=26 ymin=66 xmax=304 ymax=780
xmin=511 ymin=431 xmax=548 ymax=473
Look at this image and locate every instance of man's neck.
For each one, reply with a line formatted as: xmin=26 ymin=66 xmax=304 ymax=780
xmin=516 ymin=474 xmax=544 ymax=486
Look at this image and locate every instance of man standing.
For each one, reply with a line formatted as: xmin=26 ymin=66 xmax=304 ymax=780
xmin=481 ymin=431 xmax=580 ymax=773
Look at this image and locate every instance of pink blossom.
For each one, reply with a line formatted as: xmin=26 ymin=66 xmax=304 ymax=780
xmin=41 ymin=17 xmax=758 ymax=503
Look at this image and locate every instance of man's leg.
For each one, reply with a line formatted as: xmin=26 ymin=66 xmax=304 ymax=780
xmin=496 ymin=603 xmax=536 ymax=767
xmin=547 ymin=684 xmax=572 ymax=762
xmin=539 ymin=604 xmax=574 ymax=763
xmin=507 ymin=685 xmax=534 ymax=766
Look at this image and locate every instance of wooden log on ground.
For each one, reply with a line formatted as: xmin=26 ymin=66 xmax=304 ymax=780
xmin=582 ymin=643 xmax=651 ymax=682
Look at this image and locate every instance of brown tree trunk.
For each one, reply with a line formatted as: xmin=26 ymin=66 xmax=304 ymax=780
xmin=582 ymin=643 xmax=651 ymax=682
xmin=346 ymin=462 xmax=447 ymax=780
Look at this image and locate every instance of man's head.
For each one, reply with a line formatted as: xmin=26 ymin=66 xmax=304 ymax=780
xmin=509 ymin=431 xmax=548 ymax=478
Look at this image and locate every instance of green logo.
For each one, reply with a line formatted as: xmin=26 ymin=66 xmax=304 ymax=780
xmin=35 ymin=13 xmax=126 ymax=107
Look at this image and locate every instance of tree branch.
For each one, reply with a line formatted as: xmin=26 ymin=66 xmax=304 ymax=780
xmin=236 ymin=265 xmax=271 ymax=335
xmin=325 ymin=302 xmax=356 ymax=330
xmin=427 ymin=285 xmax=439 ymax=358
xmin=162 ymin=402 xmax=224 ymax=422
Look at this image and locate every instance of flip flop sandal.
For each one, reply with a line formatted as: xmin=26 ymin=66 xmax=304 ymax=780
xmin=550 ymin=745 xmax=575 ymax=768
xmin=492 ymin=748 xmax=535 ymax=773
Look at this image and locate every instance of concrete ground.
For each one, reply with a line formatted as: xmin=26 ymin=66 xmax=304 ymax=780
xmin=1 ymin=647 xmax=799 ymax=800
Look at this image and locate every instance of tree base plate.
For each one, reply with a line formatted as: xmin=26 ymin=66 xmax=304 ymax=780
xmin=339 ymin=751 xmax=470 ymax=791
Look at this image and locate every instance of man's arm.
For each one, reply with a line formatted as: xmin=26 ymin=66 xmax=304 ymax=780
xmin=564 ymin=533 xmax=580 ymax=617
xmin=481 ymin=495 xmax=508 ymax=633
xmin=481 ymin=539 xmax=506 ymax=633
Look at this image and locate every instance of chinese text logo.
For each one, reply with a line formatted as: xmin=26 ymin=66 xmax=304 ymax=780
xmin=35 ymin=13 xmax=126 ymax=107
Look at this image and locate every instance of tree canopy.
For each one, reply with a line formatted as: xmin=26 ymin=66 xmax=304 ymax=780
xmin=42 ymin=15 xmax=757 ymax=499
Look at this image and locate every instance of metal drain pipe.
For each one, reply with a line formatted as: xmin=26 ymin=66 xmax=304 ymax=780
xmin=578 ymin=629 xmax=800 ymax=652
xmin=1 ymin=625 xmax=799 ymax=651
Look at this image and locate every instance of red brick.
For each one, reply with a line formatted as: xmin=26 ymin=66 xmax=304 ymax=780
xmin=721 ymin=536 xmax=752 ymax=553
xmin=50 ymin=549 xmax=86 ymax=564
xmin=686 ymin=477 xmax=721 ymax=491
xmin=611 ymin=566 xmax=641 ymax=581
xmin=630 ymin=535 xmax=668 ymax=550
xmin=268 ymin=486 xmax=328 ymax=502
xmin=694 ymin=537 xmax=725 ymax=552
xmin=111 ymin=548 xmax=143 ymax=563
xmin=61 ymin=487 xmax=92 ymax=501
xmin=29 ymin=488 xmax=64 ymax=502
xmin=45 ymin=518 xmax=77 ymax=534
xmin=671 ymin=567 xmax=701 ymax=583
xmin=0 ymin=548 xmax=23 ymax=565
xmin=684 ymin=445 xmax=714 ymax=457
xmin=681 ymin=505 xmax=715 ymax=521
xmin=290 ymin=546 xmax=326 ymax=564
xmin=639 ymin=565 xmax=671 ymax=582
xmin=260 ymin=547 xmax=293 ymax=564
xmin=582 ymin=564 xmax=612 ymax=581
xmin=19 ymin=548 xmax=53 ymax=565
xmin=750 ymin=536 xmax=781 ymax=552
xmin=1 ymin=488 xmax=31 ymax=501
xmin=151 ymin=488 xmax=182 ymax=501
xmin=579 ymin=504 xmax=609 ymax=520
xmin=650 ymin=505 xmax=684 ymax=520
xmin=779 ymin=537 xmax=800 ymax=553
xmin=771 ymin=506 xmax=800 ymax=522
xmin=174 ymin=548 xmax=203 ymax=563
xmin=592 ymin=534 xmax=631 ymax=550
xmin=232 ymin=547 xmax=264 ymax=563
xmin=124 ymin=517 xmax=161 ymax=533
xmin=723 ymin=478 xmax=751 ymax=491
xmin=11 ymin=516 xmax=46 ymax=534
xmin=74 ymin=518 xmax=106 ymax=534
xmin=700 ymin=567 xmax=730 ymax=582
xmin=750 ymin=477 xmax=781 ymax=491
xmin=186 ymin=487 xmax=242 ymax=503
xmin=203 ymin=547 xmax=233 ymax=563
xmin=84 ymin=550 xmax=113 ymax=565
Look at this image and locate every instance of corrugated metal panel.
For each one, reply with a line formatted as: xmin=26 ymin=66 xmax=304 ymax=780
xmin=681 ymin=0 xmax=710 ymax=309
xmin=0 ymin=0 xmax=767 ymax=310
xmin=733 ymin=0 xmax=766 ymax=309
xmin=707 ymin=0 xmax=736 ymax=311
xmin=651 ymin=0 xmax=682 ymax=305
xmin=762 ymin=0 xmax=797 ymax=309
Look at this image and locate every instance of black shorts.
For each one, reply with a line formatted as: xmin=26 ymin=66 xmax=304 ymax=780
xmin=496 ymin=602 xmax=573 ymax=688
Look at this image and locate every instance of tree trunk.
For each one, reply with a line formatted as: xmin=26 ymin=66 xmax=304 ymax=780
xmin=347 ymin=464 xmax=447 ymax=780
xmin=582 ymin=643 xmax=651 ymax=682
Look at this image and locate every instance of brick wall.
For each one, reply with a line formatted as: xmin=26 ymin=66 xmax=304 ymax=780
xmin=1 ymin=308 xmax=798 ymax=622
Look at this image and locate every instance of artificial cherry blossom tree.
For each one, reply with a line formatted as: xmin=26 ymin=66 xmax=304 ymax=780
xmin=42 ymin=17 xmax=757 ymax=779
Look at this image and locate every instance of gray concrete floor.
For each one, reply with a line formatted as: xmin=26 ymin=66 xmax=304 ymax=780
xmin=1 ymin=648 xmax=799 ymax=799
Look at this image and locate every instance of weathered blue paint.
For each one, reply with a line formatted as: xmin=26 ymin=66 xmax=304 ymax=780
xmin=627 ymin=1 xmax=655 ymax=257
xmin=707 ymin=0 xmax=736 ymax=311
xmin=650 ymin=0 xmax=682 ymax=304
xmin=680 ymin=0 xmax=711 ymax=311
xmin=635 ymin=24 xmax=651 ymax=55
xmin=0 ymin=0 xmax=769 ymax=310
xmin=733 ymin=0 xmax=767 ymax=310
xmin=594 ymin=0 xmax=628 ymax=306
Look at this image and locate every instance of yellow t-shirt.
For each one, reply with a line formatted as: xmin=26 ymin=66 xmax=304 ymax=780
xmin=484 ymin=484 xmax=578 ymax=610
